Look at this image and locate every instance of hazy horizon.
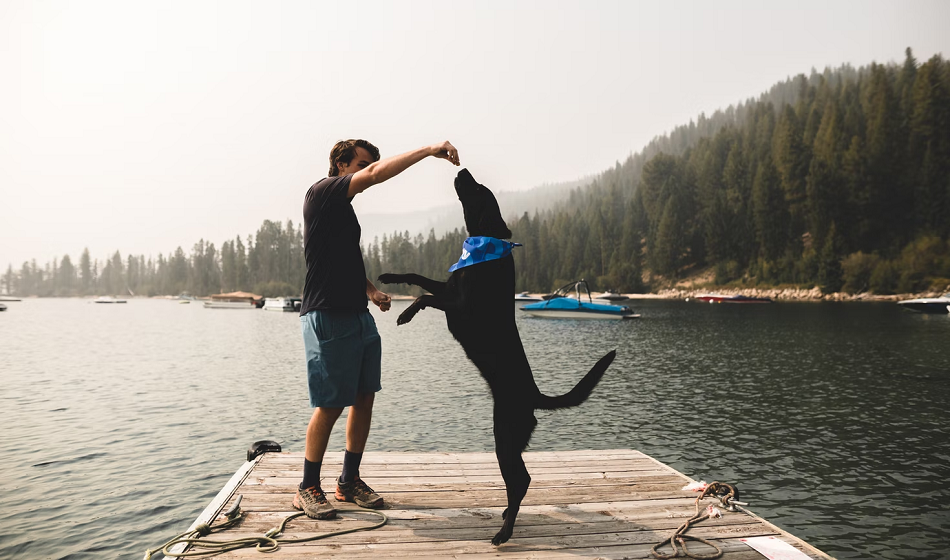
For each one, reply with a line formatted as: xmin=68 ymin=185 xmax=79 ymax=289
xmin=2 ymin=0 xmax=949 ymax=271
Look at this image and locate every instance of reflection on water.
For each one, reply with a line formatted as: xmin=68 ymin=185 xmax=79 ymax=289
xmin=1 ymin=298 xmax=948 ymax=559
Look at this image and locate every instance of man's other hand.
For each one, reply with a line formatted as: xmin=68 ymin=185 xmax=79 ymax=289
xmin=371 ymin=290 xmax=392 ymax=312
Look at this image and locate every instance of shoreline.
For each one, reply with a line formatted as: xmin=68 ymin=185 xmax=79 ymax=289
xmin=3 ymin=289 xmax=942 ymax=303
xmin=396 ymin=287 xmax=940 ymax=302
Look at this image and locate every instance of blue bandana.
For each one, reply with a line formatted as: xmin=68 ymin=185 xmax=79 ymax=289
xmin=448 ymin=236 xmax=522 ymax=272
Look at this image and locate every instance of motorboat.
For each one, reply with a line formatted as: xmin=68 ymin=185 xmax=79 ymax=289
xmin=203 ymin=292 xmax=262 ymax=309
xmin=520 ymin=280 xmax=639 ymax=320
xmin=177 ymin=293 xmax=196 ymax=304
xmin=592 ymin=289 xmax=629 ymax=304
xmin=263 ymin=297 xmax=300 ymax=312
xmin=94 ymin=296 xmax=127 ymax=304
xmin=514 ymin=291 xmax=543 ymax=302
xmin=694 ymin=293 xmax=772 ymax=304
xmin=897 ymin=293 xmax=950 ymax=314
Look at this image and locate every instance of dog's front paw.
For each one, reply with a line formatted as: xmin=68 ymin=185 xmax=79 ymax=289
xmin=377 ymin=273 xmax=399 ymax=285
xmin=396 ymin=306 xmax=418 ymax=325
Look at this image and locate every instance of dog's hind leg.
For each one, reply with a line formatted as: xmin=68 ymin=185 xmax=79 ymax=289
xmin=493 ymin=452 xmax=529 ymax=545
xmin=491 ymin=411 xmax=536 ymax=545
xmin=377 ymin=273 xmax=447 ymax=296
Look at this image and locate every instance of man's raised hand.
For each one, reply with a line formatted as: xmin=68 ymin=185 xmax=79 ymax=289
xmin=431 ymin=141 xmax=460 ymax=166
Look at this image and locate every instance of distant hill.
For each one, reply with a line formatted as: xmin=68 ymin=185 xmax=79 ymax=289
xmin=358 ymin=177 xmax=594 ymax=244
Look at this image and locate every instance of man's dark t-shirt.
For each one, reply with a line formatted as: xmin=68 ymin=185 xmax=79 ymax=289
xmin=300 ymin=175 xmax=368 ymax=315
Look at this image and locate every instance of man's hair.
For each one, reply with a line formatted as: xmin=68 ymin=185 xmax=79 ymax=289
xmin=328 ymin=139 xmax=380 ymax=176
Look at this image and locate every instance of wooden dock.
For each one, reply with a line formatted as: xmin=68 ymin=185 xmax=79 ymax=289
xmin=173 ymin=449 xmax=834 ymax=559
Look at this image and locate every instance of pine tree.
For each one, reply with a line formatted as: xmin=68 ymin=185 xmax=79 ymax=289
xmin=80 ymin=248 xmax=92 ymax=295
xmin=818 ymin=223 xmax=843 ymax=293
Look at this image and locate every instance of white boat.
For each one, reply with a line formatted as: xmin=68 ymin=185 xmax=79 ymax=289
xmin=94 ymin=296 xmax=127 ymax=304
xmin=897 ymin=293 xmax=950 ymax=314
xmin=694 ymin=293 xmax=772 ymax=304
xmin=520 ymin=280 xmax=639 ymax=320
xmin=203 ymin=292 xmax=262 ymax=310
xmin=592 ymin=289 xmax=629 ymax=304
xmin=203 ymin=301 xmax=257 ymax=309
xmin=514 ymin=292 xmax=543 ymax=302
xmin=263 ymin=297 xmax=300 ymax=312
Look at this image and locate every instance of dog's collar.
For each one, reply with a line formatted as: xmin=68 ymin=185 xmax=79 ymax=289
xmin=448 ymin=236 xmax=522 ymax=272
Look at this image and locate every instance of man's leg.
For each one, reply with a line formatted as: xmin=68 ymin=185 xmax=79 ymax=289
xmin=336 ymin=392 xmax=383 ymax=508
xmin=301 ymin=406 xmax=342 ymax=491
xmin=294 ymin=406 xmax=343 ymax=519
xmin=306 ymin=406 xmax=344 ymax=463
xmin=340 ymin=392 xmax=374 ymax=482
xmin=336 ymin=311 xmax=384 ymax=508
xmin=345 ymin=392 xmax=375 ymax=454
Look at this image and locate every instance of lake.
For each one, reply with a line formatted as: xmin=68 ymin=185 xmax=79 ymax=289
xmin=1 ymin=297 xmax=948 ymax=559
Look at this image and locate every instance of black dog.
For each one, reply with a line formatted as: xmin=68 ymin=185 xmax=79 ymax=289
xmin=378 ymin=168 xmax=616 ymax=545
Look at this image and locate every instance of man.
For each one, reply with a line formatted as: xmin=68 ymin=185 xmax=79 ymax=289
xmin=295 ymin=138 xmax=460 ymax=519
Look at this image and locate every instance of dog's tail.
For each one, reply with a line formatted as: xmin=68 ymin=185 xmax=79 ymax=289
xmin=535 ymin=350 xmax=616 ymax=410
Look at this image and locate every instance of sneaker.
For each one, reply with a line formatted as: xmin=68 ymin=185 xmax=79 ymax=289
xmin=293 ymin=486 xmax=337 ymax=519
xmin=335 ymin=477 xmax=384 ymax=508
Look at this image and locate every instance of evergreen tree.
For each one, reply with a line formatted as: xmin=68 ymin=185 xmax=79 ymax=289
xmin=818 ymin=223 xmax=843 ymax=293
xmin=80 ymin=248 xmax=92 ymax=295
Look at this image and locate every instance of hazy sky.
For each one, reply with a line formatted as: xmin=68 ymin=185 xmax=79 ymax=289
xmin=2 ymin=0 xmax=948 ymax=271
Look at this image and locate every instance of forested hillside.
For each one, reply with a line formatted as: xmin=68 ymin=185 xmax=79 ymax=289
xmin=5 ymin=49 xmax=949 ymax=297
xmin=371 ymin=49 xmax=950 ymax=295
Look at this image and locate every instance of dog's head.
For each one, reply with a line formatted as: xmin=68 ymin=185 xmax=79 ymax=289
xmin=454 ymin=169 xmax=512 ymax=239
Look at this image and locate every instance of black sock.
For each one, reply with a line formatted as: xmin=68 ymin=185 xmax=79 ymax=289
xmin=340 ymin=449 xmax=363 ymax=484
xmin=300 ymin=459 xmax=322 ymax=490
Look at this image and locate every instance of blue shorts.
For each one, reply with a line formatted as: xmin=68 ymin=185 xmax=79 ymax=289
xmin=300 ymin=309 xmax=382 ymax=408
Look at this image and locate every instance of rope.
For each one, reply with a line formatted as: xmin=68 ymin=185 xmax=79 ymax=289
xmin=143 ymin=497 xmax=388 ymax=559
xmin=650 ymin=481 xmax=741 ymax=560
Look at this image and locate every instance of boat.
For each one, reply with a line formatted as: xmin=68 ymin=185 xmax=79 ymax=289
xmin=514 ymin=291 xmax=543 ymax=302
xmin=694 ymin=293 xmax=772 ymax=304
xmin=0 ymin=296 xmax=20 ymax=302
xmin=263 ymin=297 xmax=300 ymax=312
xmin=203 ymin=292 xmax=262 ymax=309
xmin=592 ymin=289 xmax=629 ymax=304
xmin=94 ymin=296 xmax=127 ymax=304
xmin=0 ymin=302 xmax=6 ymax=312
xmin=897 ymin=293 xmax=950 ymax=314
xmin=520 ymin=280 xmax=639 ymax=320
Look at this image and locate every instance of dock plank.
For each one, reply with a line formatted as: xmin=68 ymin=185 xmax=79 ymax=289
xmin=177 ymin=450 xmax=833 ymax=559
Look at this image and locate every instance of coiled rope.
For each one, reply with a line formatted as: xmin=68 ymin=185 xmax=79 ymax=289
xmin=651 ymin=481 xmax=743 ymax=560
xmin=143 ymin=495 xmax=388 ymax=559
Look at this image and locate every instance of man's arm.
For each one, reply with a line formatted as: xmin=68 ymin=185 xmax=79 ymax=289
xmin=348 ymin=141 xmax=460 ymax=198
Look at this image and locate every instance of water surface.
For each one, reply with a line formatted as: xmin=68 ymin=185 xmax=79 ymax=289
xmin=1 ymin=298 xmax=948 ymax=559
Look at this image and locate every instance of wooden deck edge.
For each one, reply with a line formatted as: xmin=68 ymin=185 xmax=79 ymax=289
xmin=637 ymin=451 xmax=836 ymax=559
xmin=167 ymin=454 xmax=264 ymax=555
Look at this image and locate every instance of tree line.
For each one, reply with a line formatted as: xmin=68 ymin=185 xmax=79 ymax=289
xmin=4 ymin=48 xmax=949 ymax=298
xmin=2 ymin=220 xmax=306 ymax=298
